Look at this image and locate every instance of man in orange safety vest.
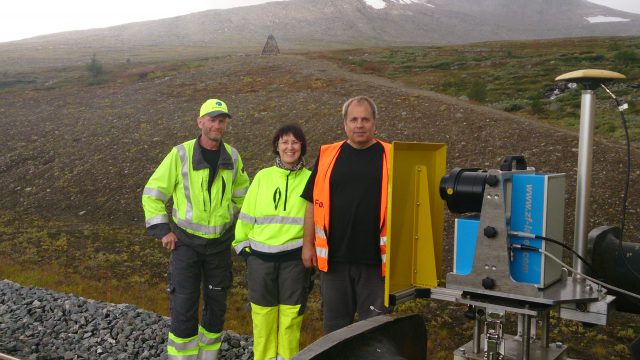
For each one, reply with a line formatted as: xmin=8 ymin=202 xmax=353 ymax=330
xmin=301 ymin=95 xmax=391 ymax=334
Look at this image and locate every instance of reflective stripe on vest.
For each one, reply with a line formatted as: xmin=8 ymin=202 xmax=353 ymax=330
xmin=250 ymin=238 xmax=303 ymax=253
xmin=176 ymin=144 xmax=194 ymax=222
xmin=380 ymin=236 xmax=387 ymax=247
xmin=233 ymin=240 xmax=251 ymax=253
xmin=230 ymin=146 xmax=239 ymax=185
xmin=314 ymin=226 xmax=326 ymax=239
xmin=239 ymin=213 xmax=304 ymax=226
xmin=143 ymin=187 xmax=170 ymax=202
xmin=233 ymin=187 xmax=248 ymax=197
xmin=233 ymin=238 xmax=303 ymax=254
xmin=255 ymin=216 xmax=303 ymax=226
xmin=312 ymin=140 xmax=391 ymax=276
xmin=172 ymin=208 xmax=232 ymax=236
xmin=145 ymin=214 xmax=169 ymax=227
xmin=238 ymin=212 xmax=254 ymax=224
xmin=315 ymin=246 xmax=328 ymax=259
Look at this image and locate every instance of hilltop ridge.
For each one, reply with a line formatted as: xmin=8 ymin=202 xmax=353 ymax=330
xmin=2 ymin=0 xmax=640 ymax=70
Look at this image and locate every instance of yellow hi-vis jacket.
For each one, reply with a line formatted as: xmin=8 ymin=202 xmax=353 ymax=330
xmin=233 ymin=166 xmax=311 ymax=254
xmin=142 ymin=138 xmax=250 ymax=239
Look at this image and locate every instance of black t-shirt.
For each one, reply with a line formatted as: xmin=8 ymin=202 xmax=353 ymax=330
xmin=302 ymin=141 xmax=383 ymax=265
xmin=201 ymin=146 xmax=221 ymax=194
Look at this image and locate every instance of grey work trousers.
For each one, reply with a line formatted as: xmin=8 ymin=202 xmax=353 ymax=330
xmin=320 ymin=262 xmax=388 ymax=334
xmin=168 ymin=241 xmax=232 ymax=338
xmin=246 ymin=256 xmax=312 ymax=308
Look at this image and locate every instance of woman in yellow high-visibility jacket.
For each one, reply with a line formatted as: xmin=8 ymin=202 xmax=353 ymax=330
xmin=233 ymin=124 xmax=312 ymax=360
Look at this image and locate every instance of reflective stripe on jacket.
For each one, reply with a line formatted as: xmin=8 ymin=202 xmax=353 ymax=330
xmin=312 ymin=140 xmax=391 ymax=276
xmin=142 ymin=138 xmax=250 ymax=239
xmin=233 ymin=166 xmax=311 ymax=254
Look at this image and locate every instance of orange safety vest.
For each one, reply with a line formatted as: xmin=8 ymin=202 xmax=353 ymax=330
xmin=312 ymin=139 xmax=391 ymax=276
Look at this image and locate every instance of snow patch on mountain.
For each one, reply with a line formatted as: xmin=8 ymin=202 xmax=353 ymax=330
xmin=585 ymin=15 xmax=630 ymax=23
xmin=364 ymin=0 xmax=387 ymax=9
xmin=363 ymin=0 xmax=435 ymax=9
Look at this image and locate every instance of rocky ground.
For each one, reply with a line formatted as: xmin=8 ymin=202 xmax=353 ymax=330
xmin=0 ymin=280 xmax=254 ymax=360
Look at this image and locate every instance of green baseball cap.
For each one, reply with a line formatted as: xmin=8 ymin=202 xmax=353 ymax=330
xmin=199 ymin=99 xmax=232 ymax=118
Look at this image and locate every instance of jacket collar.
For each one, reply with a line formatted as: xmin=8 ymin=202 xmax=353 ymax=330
xmin=192 ymin=136 xmax=234 ymax=171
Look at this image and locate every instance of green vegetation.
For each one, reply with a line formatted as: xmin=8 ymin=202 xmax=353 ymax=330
xmin=310 ymin=36 xmax=640 ymax=142
xmin=613 ymin=49 xmax=637 ymax=67
xmin=86 ymin=53 xmax=104 ymax=85
xmin=467 ymin=80 xmax=488 ymax=102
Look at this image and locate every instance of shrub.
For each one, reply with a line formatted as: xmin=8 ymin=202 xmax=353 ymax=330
xmin=504 ymin=103 xmax=524 ymax=112
xmin=582 ymin=53 xmax=606 ymax=62
xmin=530 ymin=98 xmax=545 ymax=115
xmin=467 ymin=80 xmax=488 ymax=102
xmin=613 ymin=49 xmax=637 ymax=67
xmin=431 ymin=61 xmax=451 ymax=70
xmin=86 ymin=53 xmax=103 ymax=78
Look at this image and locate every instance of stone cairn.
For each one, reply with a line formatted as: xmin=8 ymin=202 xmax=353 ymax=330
xmin=261 ymin=34 xmax=280 ymax=56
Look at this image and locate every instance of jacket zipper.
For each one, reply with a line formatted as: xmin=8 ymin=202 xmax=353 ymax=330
xmin=284 ymin=170 xmax=291 ymax=211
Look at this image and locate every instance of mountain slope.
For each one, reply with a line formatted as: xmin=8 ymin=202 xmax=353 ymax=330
xmin=1 ymin=0 xmax=639 ymax=70
xmin=26 ymin=0 xmax=640 ymax=45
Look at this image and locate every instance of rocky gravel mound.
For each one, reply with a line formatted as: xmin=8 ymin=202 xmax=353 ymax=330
xmin=0 ymin=280 xmax=254 ymax=360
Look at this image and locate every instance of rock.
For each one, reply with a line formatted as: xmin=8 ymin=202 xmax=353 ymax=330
xmin=0 ymin=280 xmax=255 ymax=360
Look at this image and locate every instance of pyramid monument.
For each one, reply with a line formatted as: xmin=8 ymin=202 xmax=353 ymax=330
xmin=261 ymin=34 xmax=280 ymax=56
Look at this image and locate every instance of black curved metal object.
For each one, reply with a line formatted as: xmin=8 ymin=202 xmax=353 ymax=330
xmin=588 ymin=226 xmax=640 ymax=314
xmin=293 ymin=315 xmax=427 ymax=360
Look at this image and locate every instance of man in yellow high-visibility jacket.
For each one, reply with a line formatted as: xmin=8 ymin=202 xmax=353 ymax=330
xmin=142 ymin=98 xmax=250 ymax=360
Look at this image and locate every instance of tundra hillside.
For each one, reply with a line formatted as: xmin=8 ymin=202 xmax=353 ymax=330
xmin=0 ymin=41 xmax=639 ymax=358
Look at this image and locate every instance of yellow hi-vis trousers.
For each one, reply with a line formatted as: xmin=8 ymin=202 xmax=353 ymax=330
xmin=246 ymin=256 xmax=312 ymax=360
xmin=251 ymin=304 xmax=303 ymax=360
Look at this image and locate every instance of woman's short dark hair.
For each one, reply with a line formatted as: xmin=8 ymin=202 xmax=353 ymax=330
xmin=272 ymin=124 xmax=307 ymax=157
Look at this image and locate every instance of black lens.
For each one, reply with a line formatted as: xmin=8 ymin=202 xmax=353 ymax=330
xmin=439 ymin=168 xmax=487 ymax=214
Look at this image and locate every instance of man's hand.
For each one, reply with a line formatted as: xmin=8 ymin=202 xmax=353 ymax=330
xmin=161 ymin=232 xmax=177 ymax=251
xmin=301 ymin=242 xmax=317 ymax=269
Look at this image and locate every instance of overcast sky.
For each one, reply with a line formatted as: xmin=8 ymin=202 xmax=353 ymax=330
xmin=0 ymin=0 xmax=638 ymax=43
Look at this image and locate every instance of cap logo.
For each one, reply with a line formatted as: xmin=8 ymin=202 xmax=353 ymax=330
xmin=216 ymin=101 xmax=222 ymax=106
